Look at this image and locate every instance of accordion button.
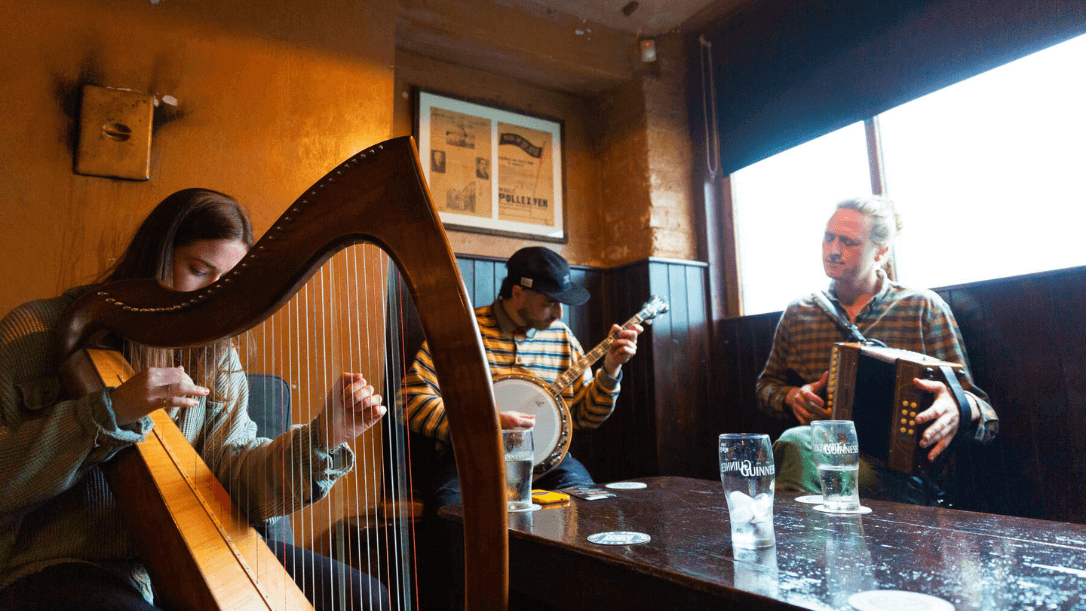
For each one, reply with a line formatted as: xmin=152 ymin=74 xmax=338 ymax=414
xmin=910 ymin=411 xmax=917 ymax=418
xmin=902 ymin=400 xmax=909 ymax=407
xmin=900 ymin=427 xmax=907 ymax=434
xmin=908 ymin=429 xmax=915 ymax=435
xmin=901 ymin=409 xmax=909 ymax=416
xmin=909 ymin=420 xmax=915 ymax=427
xmin=910 ymin=402 xmax=918 ymax=409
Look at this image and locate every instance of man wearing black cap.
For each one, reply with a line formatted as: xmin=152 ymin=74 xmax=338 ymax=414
xmin=402 ymin=246 xmax=642 ymax=506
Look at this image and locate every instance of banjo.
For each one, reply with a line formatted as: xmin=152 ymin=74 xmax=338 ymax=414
xmin=493 ymin=295 xmax=669 ymax=477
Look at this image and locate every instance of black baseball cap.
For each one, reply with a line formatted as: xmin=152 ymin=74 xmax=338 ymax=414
xmin=506 ymin=247 xmax=590 ymax=306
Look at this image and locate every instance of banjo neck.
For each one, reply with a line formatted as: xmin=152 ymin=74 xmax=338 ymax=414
xmin=543 ymin=296 xmax=668 ymax=397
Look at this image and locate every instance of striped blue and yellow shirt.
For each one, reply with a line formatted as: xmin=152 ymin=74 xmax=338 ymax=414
xmin=402 ymin=301 xmax=620 ymax=450
xmin=756 ymin=275 xmax=998 ymax=443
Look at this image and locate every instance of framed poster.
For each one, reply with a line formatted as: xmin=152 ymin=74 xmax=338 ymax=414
xmin=415 ymin=89 xmax=566 ymax=242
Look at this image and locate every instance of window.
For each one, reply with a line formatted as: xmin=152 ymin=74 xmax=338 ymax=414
xmin=729 ymin=32 xmax=1086 ymax=316
xmin=879 ymin=33 xmax=1086 ymax=289
xmin=731 ymin=122 xmax=871 ymax=316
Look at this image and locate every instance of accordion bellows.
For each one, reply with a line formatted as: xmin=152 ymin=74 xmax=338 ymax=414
xmin=826 ymin=343 xmax=965 ymax=475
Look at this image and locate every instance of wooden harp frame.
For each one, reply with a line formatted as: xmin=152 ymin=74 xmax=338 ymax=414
xmin=56 ymin=136 xmax=508 ymax=611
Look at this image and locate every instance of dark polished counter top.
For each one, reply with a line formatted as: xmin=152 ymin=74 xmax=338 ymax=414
xmin=441 ymin=476 xmax=1086 ymax=610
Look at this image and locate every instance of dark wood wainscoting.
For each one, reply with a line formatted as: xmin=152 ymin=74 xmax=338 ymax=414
xmin=714 ymin=265 xmax=1086 ymax=525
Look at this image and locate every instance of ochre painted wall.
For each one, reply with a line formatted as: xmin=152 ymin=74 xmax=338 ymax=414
xmin=392 ymin=40 xmax=699 ymax=269
xmin=0 ymin=0 xmax=395 ymax=315
xmin=0 ymin=0 xmax=397 ymax=550
xmin=641 ymin=34 xmax=697 ymax=262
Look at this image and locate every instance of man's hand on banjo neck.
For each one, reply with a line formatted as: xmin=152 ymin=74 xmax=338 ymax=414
xmin=602 ymin=323 xmax=644 ymax=378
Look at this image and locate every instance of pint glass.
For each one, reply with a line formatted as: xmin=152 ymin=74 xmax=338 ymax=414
xmin=811 ymin=420 xmax=861 ymax=512
xmin=719 ymin=433 xmax=775 ymax=548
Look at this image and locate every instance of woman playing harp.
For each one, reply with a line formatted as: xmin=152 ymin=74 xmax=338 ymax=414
xmin=0 ymin=189 xmax=389 ymax=611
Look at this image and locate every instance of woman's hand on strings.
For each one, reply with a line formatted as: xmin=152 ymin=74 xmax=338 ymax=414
xmin=317 ymin=373 xmax=386 ymax=448
xmin=110 ymin=366 xmax=209 ymax=426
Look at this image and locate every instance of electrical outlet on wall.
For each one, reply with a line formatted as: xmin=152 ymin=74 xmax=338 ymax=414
xmin=75 ymin=85 xmax=153 ymax=181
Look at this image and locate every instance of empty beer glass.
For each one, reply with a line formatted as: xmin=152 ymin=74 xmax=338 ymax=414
xmin=719 ymin=433 xmax=776 ymax=548
xmin=811 ymin=420 xmax=861 ymax=512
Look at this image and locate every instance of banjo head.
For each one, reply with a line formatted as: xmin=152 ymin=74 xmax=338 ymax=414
xmin=493 ymin=375 xmax=571 ymax=477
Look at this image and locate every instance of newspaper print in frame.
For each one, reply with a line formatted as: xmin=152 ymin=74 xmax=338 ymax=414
xmin=416 ymin=90 xmax=566 ymax=242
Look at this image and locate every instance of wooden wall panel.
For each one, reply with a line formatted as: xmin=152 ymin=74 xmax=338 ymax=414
xmin=567 ymin=259 xmax=713 ymax=483
xmin=567 ymin=259 xmax=654 ymax=481
xmin=936 ymin=268 xmax=1086 ymax=522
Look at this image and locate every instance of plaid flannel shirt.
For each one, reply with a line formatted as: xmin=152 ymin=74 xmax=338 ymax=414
xmin=756 ymin=275 xmax=998 ymax=443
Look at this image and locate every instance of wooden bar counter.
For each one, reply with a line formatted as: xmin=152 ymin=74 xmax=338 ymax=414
xmin=439 ymin=476 xmax=1086 ymax=610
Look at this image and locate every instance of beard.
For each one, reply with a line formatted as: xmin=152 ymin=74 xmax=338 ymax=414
xmin=517 ymin=305 xmax=557 ymax=331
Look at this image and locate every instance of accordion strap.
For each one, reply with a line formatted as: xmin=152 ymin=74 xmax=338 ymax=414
xmin=939 ymin=364 xmax=973 ymax=443
xmin=810 ymin=291 xmax=883 ymax=346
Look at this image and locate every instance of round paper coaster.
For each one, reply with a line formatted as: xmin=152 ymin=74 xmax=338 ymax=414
xmin=795 ymin=494 xmax=824 ymax=504
xmin=605 ymin=482 xmax=648 ymax=490
xmin=848 ymin=590 xmax=954 ymax=611
xmin=509 ymin=503 xmax=542 ymax=513
xmin=587 ymin=531 xmax=651 ymax=545
xmin=814 ymin=504 xmax=872 ymax=515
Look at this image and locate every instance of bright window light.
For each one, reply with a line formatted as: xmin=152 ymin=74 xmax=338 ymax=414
xmin=728 ymin=32 xmax=1086 ymax=317
xmin=879 ymin=33 xmax=1086 ymax=289
xmin=731 ymin=122 xmax=872 ymax=316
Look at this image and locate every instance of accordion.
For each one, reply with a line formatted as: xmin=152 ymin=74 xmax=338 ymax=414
xmin=825 ymin=342 xmax=967 ymax=475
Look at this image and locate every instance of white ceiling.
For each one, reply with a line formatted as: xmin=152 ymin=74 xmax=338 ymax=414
xmin=517 ymin=0 xmax=727 ymax=35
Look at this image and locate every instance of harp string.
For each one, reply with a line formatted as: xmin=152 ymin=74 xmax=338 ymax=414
xmin=395 ymin=271 xmax=422 ymax=609
xmin=224 ymin=244 xmax=412 ymax=610
xmin=376 ymin=245 xmax=413 ymax=611
xmin=348 ymin=242 xmax=372 ymax=608
xmin=118 ymin=242 xmax=417 ymax=610
xmin=392 ymin=268 xmax=417 ymax=611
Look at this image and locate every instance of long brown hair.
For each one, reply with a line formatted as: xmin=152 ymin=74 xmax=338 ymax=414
xmin=98 ymin=188 xmax=254 ymax=286
xmin=99 ymin=189 xmax=255 ymax=394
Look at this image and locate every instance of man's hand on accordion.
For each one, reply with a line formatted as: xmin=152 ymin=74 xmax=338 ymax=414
xmin=913 ymin=377 xmax=972 ymax=461
xmin=787 ymin=371 xmax=831 ymax=425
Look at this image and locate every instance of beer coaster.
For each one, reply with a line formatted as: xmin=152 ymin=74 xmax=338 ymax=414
xmin=587 ymin=531 xmax=651 ymax=545
xmin=509 ymin=503 xmax=541 ymax=513
xmin=794 ymin=494 xmax=823 ymax=504
xmin=848 ymin=590 xmax=954 ymax=611
xmin=605 ymin=482 xmax=648 ymax=490
xmin=814 ymin=504 xmax=872 ymax=515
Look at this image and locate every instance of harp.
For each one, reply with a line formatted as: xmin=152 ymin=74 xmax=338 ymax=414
xmin=55 ymin=137 xmax=508 ymax=610
xmin=825 ymin=342 xmax=969 ymax=475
